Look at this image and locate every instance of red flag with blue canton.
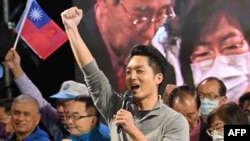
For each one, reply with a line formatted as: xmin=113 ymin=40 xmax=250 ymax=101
xmin=15 ymin=0 xmax=68 ymax=60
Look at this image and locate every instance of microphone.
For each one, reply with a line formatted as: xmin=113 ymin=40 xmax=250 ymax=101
xmin=117 ymin=89 xmax=133 ymax=133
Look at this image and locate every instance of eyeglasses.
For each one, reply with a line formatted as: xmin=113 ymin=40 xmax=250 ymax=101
xmin=64 ymin=114 xmax=95 ymax=121
xmin=198 ymin=92 xmax=220 ymax=100
xmin=119 ymin=1 xmax=173 ymax=28
xmin=206 ymin=125 xmax=224 ymax=136
xmin=190 ymin=39 xmax=247 ymax=63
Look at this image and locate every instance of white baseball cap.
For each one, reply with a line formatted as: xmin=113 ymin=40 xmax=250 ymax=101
xmin=50 ymin=80 xmax=89 ymax=99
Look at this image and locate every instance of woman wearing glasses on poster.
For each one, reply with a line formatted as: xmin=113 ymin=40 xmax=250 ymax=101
xmin=179 ymin=0 xmax=250 ymax=102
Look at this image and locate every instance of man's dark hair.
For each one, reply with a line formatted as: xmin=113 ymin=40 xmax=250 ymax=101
xmin=207 ymin=102 xmax=249 ymax=125
xmin=239 ymin=92 xmax=250 ymax=108
xmin=75 ymin=95 xmax=101 ymax=123
xmin=128 ymin=44 xmax=168 ymax=96
xmin=0 ymin=97 xmax=14 ymax=113
xmin=196 ymin=77 xmax=227 ymax=97
xmin=168 ymin=85 xmax=200 ymax=109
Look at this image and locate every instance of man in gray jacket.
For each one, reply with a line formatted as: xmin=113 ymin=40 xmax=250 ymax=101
xmin=60 ymin=6 xmax=189 ymax=141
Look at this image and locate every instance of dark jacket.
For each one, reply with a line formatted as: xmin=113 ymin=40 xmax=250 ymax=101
xmin=200 ymin=117 xmax=212 ymax=141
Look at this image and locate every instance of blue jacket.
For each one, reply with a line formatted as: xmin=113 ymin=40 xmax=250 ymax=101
xmin=7 ymin=126 xmax=51 ymax=141
xmin=69 ymin=122 xmax=110 ymax=141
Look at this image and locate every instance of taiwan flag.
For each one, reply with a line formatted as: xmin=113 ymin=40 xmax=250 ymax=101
xmin=15 ymin=0 xmax=68 ymax=60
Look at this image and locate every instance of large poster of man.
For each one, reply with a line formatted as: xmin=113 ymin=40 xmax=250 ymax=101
xmin=75 ymin=0 xmax=250 ymax=102
xmin=74 ymin=0 xmax=176 ymax=94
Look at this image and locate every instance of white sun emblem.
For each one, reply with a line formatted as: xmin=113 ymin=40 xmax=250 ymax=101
xmin=29 ymin=8 xmax=43 ymax=21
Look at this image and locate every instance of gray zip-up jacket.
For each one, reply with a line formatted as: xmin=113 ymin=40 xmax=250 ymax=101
xmin=81 ymin=60 xmax=189 ymax=141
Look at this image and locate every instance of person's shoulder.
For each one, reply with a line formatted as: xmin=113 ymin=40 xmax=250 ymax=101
xmin=99 ymin=122 xmax=109 ymax=129
xmin=30 ymin=126 xmax=52 ymax=141
xmin=161 ymin=104 xmax=180 ymax=115
xmin=97 ymin=122 xmax=110 ymax=134
xmin=159 ymin=105 xmax=189 ymax=140
xmin=95 ymin=122 xmax=111 ymax=140
xmin=161 ymin=104 xmax=187 ymax=122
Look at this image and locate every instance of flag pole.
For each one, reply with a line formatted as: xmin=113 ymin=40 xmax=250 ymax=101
xmin=13 ymin=0 xmax=33 ymax=49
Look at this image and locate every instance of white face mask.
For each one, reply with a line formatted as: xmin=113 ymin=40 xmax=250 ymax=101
xmin=212 ymin=130 xmax=224 ymax=141
xmin=191 ymin=52 xmax=250 ymax=101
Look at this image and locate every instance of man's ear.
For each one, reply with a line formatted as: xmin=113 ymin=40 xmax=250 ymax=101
xmin=91 ymin=116 xmax=98 ymax=128
xmin=219 ymin=96 xmax=227 ymax=105
xmin=155 ymin=73 xmax=164 ymax=85
xmin=35 ymin=113 xmax=42 ymax=125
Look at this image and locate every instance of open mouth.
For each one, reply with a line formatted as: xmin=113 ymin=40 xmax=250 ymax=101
xmin=131 ymin=85 xmax=139 ymax=90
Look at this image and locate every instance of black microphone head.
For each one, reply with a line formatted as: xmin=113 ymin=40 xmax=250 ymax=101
xmin=121 ymin=89 xmax=133 ymax=110
xmin=123 ymin=89 xmax=133 ymax=99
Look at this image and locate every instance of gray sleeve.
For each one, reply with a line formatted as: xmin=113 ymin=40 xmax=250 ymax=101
xmin=81 ymin=61 xmax=123 ymax=124
xmin=14 ymin=73 xmax=49 ymax=108
xmin=163 ymin=112 xmax=190 ymax=141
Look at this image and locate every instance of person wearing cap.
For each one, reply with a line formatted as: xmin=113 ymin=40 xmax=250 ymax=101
xmin=49 ymin=80 xmax=91 ymax=125
xmin=4 ymin=48 xmax=90 ymax=141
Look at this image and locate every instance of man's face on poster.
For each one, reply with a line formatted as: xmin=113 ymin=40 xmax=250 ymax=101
xmin=99 ymin=0 xmax=172 ymax=55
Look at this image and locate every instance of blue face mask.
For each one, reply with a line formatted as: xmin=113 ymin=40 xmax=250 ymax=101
xmin=200 ymin=98 xmax=219 ymax=117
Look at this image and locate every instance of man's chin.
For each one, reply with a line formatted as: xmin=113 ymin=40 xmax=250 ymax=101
xmin=15 ymin=127 xmax=27 ymax=133
xmin=69 ymin=128 xmax=82 ymax=136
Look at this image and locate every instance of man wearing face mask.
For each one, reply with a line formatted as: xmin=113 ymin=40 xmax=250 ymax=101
xmin=196 ymin=77 xmax=227 ymax=122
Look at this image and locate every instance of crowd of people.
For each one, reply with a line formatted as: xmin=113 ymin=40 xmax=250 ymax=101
xmin=1 ymin=0 xmax=250 ymax=141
